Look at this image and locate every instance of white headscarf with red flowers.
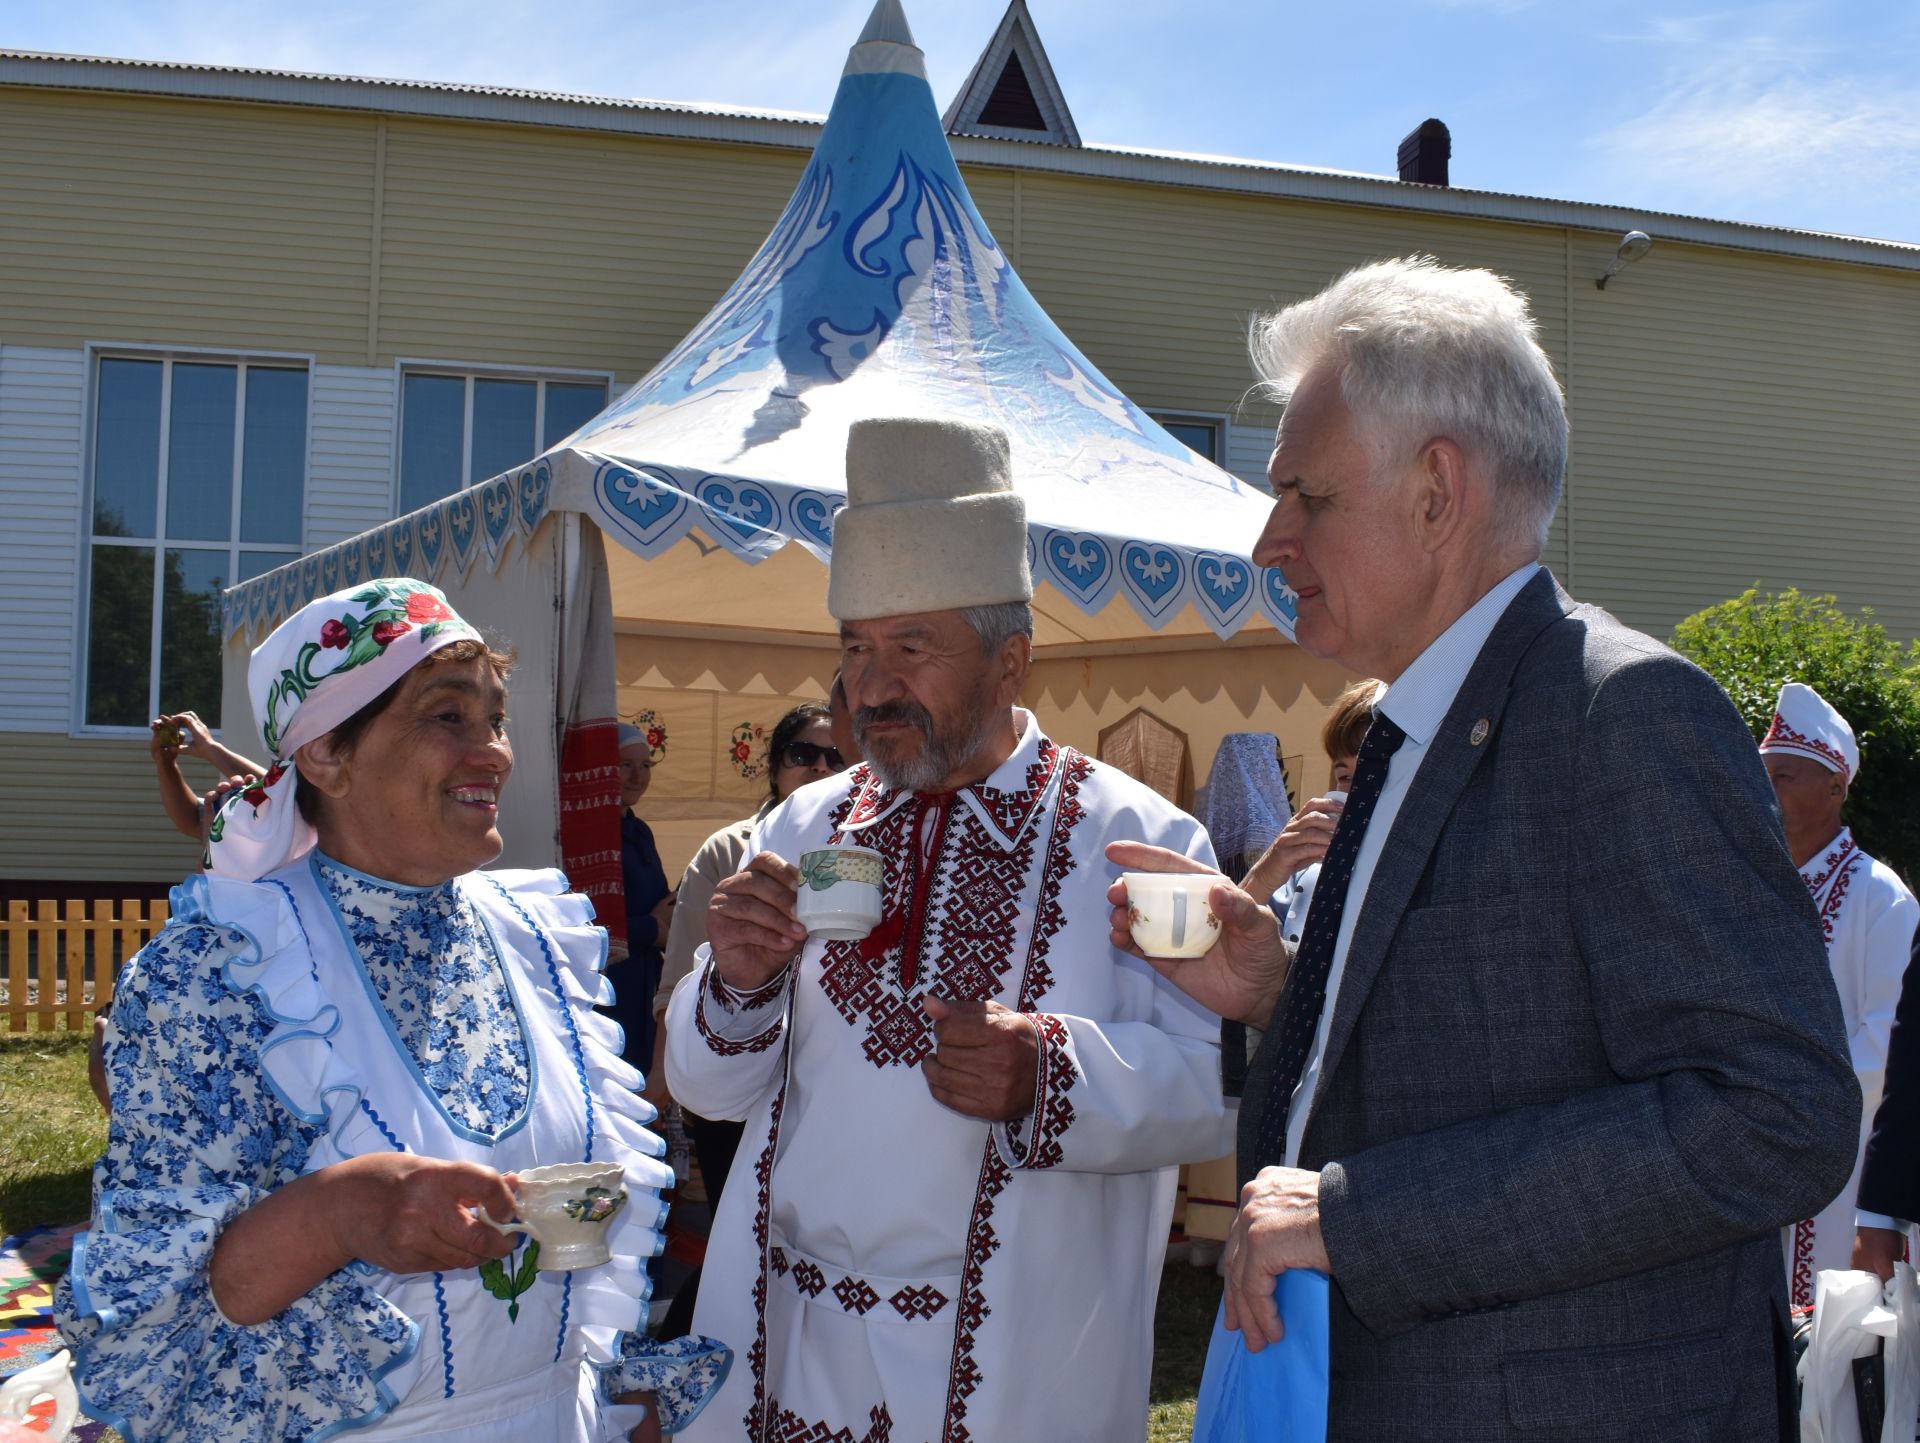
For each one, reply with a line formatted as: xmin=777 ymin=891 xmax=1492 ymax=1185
xmin=206 ymin=578 xmax=482 ymax=881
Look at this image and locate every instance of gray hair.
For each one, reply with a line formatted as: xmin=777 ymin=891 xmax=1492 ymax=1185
xmin=959 ymin=600 xmax=1033 ymax=654
xmin=1249 ymin=255 xmax=1567 ymax=552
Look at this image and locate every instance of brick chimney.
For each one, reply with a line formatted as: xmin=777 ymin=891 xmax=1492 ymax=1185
xmin=1397 ymin=119 xmax=1451 ymax=186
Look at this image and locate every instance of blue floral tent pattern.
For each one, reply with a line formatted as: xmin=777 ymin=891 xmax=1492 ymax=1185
xmin=224 ymin=0 xmax=1294 ymax=643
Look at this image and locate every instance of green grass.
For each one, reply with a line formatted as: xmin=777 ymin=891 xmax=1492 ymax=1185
xmin=1152 ymin=1257 xmax=1223 ymax=1442
xmin=0 ymin=1039 xmax=1217 ymax=1439
xmin=0 ymin=1032 xmax=104 ymax=1240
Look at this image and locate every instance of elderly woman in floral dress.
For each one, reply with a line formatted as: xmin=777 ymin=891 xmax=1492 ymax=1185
xmin=56 ymin=579 xmax=728 ymax=1443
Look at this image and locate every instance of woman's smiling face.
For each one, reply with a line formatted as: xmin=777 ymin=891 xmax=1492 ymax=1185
xmin=306 ymin=653 xmax=513 ymax=885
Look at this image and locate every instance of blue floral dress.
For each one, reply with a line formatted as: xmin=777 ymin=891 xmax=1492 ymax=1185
xmin=56 ymin=854 xmax=729 ymax=1442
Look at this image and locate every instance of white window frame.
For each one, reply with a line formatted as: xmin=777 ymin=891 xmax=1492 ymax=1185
xmin=72 ymin=341 xmax=315 ymax=739
xmin=1147 ymin=409 xmax=1230 ymax=466
xmin=390 ymin=358 xmax=617 ymax=515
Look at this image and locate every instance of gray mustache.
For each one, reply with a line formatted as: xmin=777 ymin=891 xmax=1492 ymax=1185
xmin=855 ymin=701 xmax=933 ymax=738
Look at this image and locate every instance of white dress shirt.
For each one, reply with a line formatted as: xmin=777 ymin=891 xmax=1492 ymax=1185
xmin=1283 ymin=563 xmax=1543 ymax=1168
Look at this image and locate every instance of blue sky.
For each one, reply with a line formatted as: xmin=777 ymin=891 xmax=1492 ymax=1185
xmin=9 ymin=0 xmax=1918 ymax=244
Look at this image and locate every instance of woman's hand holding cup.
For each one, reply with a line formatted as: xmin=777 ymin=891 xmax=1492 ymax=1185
xmin=326 ymin=1153 xmax=519 ymax=1276
xmin=707 ymin=852 xmax=807 ymax=991
xmin=1239 ymin=792 xmax=1346 ymax=900
xmin=1105 ymin=841 xmax=1289 ymax=1029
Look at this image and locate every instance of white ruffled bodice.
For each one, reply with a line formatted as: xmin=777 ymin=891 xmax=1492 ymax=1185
xmin=57 ymin=859 xmax=729 ymax=1443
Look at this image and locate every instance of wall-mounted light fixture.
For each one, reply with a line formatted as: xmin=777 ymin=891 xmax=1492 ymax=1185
xmin=1595 ymin=230 xmax=1653 ymax=290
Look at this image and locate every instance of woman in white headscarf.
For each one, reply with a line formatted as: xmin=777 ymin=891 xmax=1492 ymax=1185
xmin=57 ymin=579 xmax=728 ymax=1443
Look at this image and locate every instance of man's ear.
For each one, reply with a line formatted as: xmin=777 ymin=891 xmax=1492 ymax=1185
xmin=295 ymin=733 xmax=352 ymax=801
xmin=995 ymin=629 xmax=1032 ymax=707
xmin=1411 ymin=436 xmax=1473 ymax=553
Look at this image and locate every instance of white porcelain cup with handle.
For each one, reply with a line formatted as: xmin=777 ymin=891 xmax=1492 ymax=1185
xmin=476 ymin=1162 xmax=628 ymax=1271
xmin=1122 ymin=871 xmax=1225 ymax=959
xmin=793 ymin=845 xmax=885 ymax=940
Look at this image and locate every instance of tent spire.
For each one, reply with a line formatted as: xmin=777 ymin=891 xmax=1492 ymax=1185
xmin=845 ymin=0 xmax=925 ymax=78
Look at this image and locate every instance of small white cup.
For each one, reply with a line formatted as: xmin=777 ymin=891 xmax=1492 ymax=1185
xmin=477 ymin=1162 xmax=628 ymax=1271
xmin=794 ymin=845 xmax=885 ymax=941
xmin=1123 ymin=871 xmax=1224 ymax=959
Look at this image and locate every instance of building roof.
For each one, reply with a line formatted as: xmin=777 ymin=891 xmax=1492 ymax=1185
xmin=4 ymin=46 xmax=1918 ymax=274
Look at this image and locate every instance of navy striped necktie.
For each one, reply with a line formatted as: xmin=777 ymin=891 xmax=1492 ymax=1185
xmin=1254 ymin=711 xmax=1408 ymax=1165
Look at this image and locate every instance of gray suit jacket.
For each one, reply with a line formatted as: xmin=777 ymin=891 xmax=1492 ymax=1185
xmin=1240 ymin=572 xmax=1858 ymax=1441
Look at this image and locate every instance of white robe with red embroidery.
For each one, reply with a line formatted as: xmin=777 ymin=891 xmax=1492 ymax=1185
xmin=664 ymin=711 xmax=1232 ymax=1442
xmin=1784 ymin=826 xmax=1920 ymax=1308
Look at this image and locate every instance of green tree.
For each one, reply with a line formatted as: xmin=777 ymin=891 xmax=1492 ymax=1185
xmin=1673 ymin=588 xmax=1920 ymax=885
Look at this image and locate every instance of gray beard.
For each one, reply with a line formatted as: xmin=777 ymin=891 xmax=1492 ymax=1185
xmin=857 ymin=700 xmax=1005 ymax=794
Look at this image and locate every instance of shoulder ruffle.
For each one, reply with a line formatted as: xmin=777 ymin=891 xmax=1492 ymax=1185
xmin=472 ymin=869 xmax=730 ymax=1425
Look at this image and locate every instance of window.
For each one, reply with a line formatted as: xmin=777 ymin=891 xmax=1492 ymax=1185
xmin=396 ymin=369 xmax=610 ymax=515
xmin=1150 ymin=412 xmax=1224 ymax=464
xmin=83 ymin=355 xmax=308 ymax=730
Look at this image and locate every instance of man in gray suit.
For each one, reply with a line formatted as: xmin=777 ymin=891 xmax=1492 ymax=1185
xmin=1112 ymin=257 xmax=1857 ymax=1440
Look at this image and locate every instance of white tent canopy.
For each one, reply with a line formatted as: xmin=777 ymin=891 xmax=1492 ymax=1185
xmin=221 ymin=0 xmax=1324 ymax=878
xmin=222 ymin=0 xmax=1295 ymax=652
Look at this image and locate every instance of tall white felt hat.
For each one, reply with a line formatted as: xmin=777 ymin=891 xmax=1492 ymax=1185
xmin=1759 ymin=681 xmax=1859 ymax=782
xmin=827 ymin=416 xmax=1032 ymax=621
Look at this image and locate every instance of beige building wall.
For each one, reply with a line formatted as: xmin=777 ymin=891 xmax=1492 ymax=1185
xmin=4 ymin=82 xmax=1917 ymax=883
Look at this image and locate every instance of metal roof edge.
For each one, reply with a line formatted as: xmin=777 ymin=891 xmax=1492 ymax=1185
xmin=5 ymin=50 xmax=1916 ymax=274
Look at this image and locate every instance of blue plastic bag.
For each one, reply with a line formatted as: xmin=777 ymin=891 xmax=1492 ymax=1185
xmin=1190 ymin=1270 xmax=1330 ymax=1443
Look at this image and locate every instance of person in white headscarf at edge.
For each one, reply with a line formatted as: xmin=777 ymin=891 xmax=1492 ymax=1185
xmin=56 ymin=578 xmax=730 ymax=1443
xmin=1758 ymin=681 xmax=1920 ymax=1306
xmin=665 ymin=417 xmax=1232 ymax=1442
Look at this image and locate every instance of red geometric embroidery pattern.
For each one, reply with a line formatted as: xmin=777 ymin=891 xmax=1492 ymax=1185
xmin=832 ymin=1275 xmax=883 ymax=1315
xmin=942 ymin=1149 xmax=1011 ymax=1443
xmin=1763 ymin=713 xmax=1851 ymax=780
xmin=1017 ymin=749 xmax=1092 ymax=1012
xmin=695 ymin=961 xmax=786 ymax=1057
xmin=1007 ymin=1013 xmax=1078 ymax=1171
xmin=769 ymin=1245 xmax=791 ymax=1276
xmin=816 ymin=746 xmax=1065 ymax=1070
xmin=1803 ymin=834 xmax=1863 ymax=947
xmin=744 ymin=1081 xmax=789 ymax=1441
xmin=790 ymin=1258 xmax=827 ymax=1297
xmin=1790 ymin=1216 xmax=1818 ymax=1310
xmin=766 ymin=1400 xmax=894 ymax=1443
xmin=890 ymin=1284 xmax=949 ymax=1320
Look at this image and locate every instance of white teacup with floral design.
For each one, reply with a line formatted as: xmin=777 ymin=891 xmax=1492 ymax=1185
xmin=1122 ymin=871 xmax=1225 ymax=959
xmin=477 ymin=1162 xmax=628 ymax=1271
xmin=794 ymin=845 xmax=885 ymax=941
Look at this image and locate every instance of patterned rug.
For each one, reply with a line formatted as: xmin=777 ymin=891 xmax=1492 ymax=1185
xmin=0 ymin=1224 xmax=113 ymax=1440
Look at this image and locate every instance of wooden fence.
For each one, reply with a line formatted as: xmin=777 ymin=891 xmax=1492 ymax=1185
xmin=1 ymin=898 xmax=170 ymax=1032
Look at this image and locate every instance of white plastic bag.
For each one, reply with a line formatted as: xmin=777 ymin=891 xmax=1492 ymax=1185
xmin=1801 ymin=1270 xmax=1890 ymax=1443
xmin=1878 ymin=1263 xmax=1920 ymax=1443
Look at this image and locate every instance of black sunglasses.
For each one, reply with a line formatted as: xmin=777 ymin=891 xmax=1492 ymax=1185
xmin=780 ymin=740 xmax=847 ymax=771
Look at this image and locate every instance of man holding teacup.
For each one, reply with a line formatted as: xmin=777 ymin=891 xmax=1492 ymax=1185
xmin=663 ymin=416 xmax=1233 ymax=1442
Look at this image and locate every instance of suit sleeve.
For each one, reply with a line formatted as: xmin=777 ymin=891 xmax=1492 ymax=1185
xmin=1858 ymin=925 xmax=1920 ymax=1221
xmin=1319 ymin=653 xmax=1860 ymax=1336
xmin=991 ymin=809 xmax=1234 ymax=1175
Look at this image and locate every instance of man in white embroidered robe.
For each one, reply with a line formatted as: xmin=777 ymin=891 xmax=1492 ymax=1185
xmin=665 ymin=417 xmax=1231 ymax=1442
xmin=1760 ymin=681 xmax=1920 ymax=1306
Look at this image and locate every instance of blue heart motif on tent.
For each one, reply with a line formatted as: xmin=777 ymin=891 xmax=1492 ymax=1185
xmin=787 ymin=490 xmax=842 ymax=551
xmin=517 ymin=463 xmax=551 ymax=535
xmin=341 ymin=538 xmax=364 ymax=587
xmin=319 ymin=548 xmax=341 ymax=594
xmin=280 ymin=566 xmax=301 ymax=620
xmin=363 ymin=527 xmax=387 ymax=579
xmin=1043 ymin=530 xmax=1113 ymax=606
xmin=444 ymin=491 xmax=479 ymax=575
xmin=696 ymin=477 xmax=778 ymax=546
xmin=1262 ymin=566 xmax=1299 ymax=625
xmin=416 ymin=506 xmax=446 ymax=578
xmin=388 ymin=517 xmax=415 ymax=576
xmin=1121 ymin=542 xmax=1185 ymax=619
xmin=601 ymin=465 xmax=689 ymax=553
xmin=301 ymin=555 xmax=320 ymax=602
xmin=1194 ymin=552 xmax=1254 ymax=630
xmin=244 ymin=578 xmax=265 ymax=631
xmin=481 ymin=478 xmax=516 ymax=561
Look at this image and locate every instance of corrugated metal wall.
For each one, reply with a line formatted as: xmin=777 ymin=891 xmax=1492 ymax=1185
xmin=2 ymin=83 xmax=1916 ymax=883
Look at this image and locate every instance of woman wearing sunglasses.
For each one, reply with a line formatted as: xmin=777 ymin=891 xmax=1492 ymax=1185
xmin=648 ymin=702 xmax=851 ymax=1245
